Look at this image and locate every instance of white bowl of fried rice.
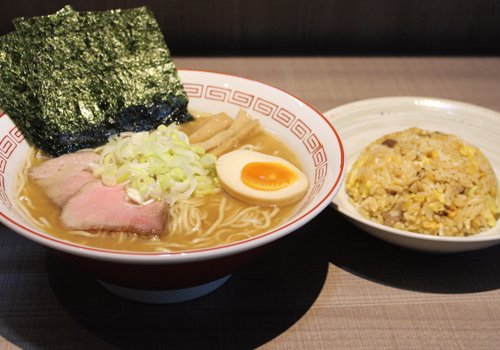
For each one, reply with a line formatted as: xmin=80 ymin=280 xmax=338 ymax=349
xmin=324 ymin=96 xmax=500 ymax=253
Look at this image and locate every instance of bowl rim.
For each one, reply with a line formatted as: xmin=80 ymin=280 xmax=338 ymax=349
xmin=326 ymin=95 xmax=500 ymax=244
xmin=0 ymin=68 xmax=346 ymax=263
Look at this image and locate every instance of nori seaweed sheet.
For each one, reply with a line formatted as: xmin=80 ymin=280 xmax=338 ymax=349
xmin=0 ymin=33 xmax=43 ymax=145
xmin=0 ymin=6 xmax=192 ymax=156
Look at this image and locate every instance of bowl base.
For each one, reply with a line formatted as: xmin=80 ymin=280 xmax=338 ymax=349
xmin=98 ymin=275 xmax=231 ymax=304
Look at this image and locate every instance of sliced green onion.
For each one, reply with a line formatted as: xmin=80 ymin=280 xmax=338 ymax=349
xmin=94 ymin=124 xmax=220 ymax=204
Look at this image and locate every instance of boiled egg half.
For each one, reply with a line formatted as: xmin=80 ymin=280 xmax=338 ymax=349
xmin=216 ymin=150 xmax=309 ymax=206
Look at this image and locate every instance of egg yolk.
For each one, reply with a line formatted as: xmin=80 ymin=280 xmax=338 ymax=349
xmin=241 ymin=162 xmax=298 ymax=191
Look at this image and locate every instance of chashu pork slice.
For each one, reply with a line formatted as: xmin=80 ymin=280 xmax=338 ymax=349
xmin=29 ymin=152 xmax=99 ymax=207
xmin=60 ymin=181 xmax=168 ymax=235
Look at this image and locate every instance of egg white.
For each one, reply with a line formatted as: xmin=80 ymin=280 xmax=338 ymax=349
xmin=216 ymin=150 xmax=309 ymax=206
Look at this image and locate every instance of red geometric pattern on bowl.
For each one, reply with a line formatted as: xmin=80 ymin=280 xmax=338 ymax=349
xmin=0 ymin=155 xmax=6 ymax=173
xmin=9 ymin=126 xmax=24 ymax=143
xmin=310 ymin=178 xmax=325 ymax=198
xmin=304 ymin=133 xmax=321 ymax=154
xmin=183 ymin=83 xmax=204 ymax=98
xmin=205 ymin=86 xmax=230 ymax=102
xmin=0 ymin=129 xmax=20 ymax=209
xmin=0 ymin=188 xmax=11 ymax=209
xmin=0 ymin=135 xmax=17 ymax=158
xmin=314 ymin=163 xmax=328 ymax=183
xmin=253 ymin=98 xmax=278 ymax=117
xmin=272 ymin=108 xmax=296 ymax=127
xmin=312 ymin=147 xmax=327 ymax=167
xmin=290 ymin=119 xmax=311 ymax=140
xmin=228 ymin=91 xmax=254 ymax=108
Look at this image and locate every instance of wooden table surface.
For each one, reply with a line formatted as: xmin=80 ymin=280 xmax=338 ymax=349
xmin=2 ymin=56 xmax=500 ymax=349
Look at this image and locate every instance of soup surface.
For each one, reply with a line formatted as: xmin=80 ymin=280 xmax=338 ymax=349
xmin=17 ymin=114 xmax=304 ymax=252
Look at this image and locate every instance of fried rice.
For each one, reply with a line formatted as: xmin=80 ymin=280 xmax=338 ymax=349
xmin=346 ymin=127 xmax=499 ymax=236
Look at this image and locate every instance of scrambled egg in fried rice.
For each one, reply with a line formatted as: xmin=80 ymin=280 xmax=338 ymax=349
xmin=346 ymin=127 xmax=499 ymax=236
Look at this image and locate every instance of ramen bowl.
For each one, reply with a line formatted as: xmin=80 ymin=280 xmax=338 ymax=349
xmin=0 ymin=70 xmax=345 ymax=303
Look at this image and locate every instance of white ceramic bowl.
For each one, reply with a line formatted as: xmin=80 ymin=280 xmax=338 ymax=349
xmin=324 ymin=96 xmax=500 ymax=253
xmin=0 ymin=69 xmax=345 ymax=303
